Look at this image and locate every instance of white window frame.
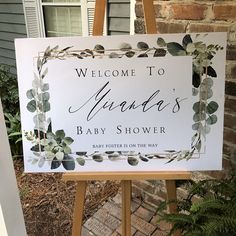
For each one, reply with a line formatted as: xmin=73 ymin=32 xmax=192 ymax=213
xmin=39 ymin=0 xmax=97 ymax=37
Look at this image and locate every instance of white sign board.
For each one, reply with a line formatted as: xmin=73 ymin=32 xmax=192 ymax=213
xmin=15 ymin=33 xmax=226 ymax=172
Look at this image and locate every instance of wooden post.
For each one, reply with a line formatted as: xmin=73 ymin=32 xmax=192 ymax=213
xmin=93 ymin=0 xmax=106 ymax=36
xmin=166 ymin=180 xmax=181 ymax=236
xmin=121 ymin=180 xmax=132 ymax=236
xmin=142 ymin=0 xmax=157 ymax=34
xmin=71 ymin=181 xmax=87 ymax=236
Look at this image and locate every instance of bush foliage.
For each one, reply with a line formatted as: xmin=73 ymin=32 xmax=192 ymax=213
xmin=157 ymin=173 xmax=236 ymax=236
xmin=0 ymin=65 xmax=22 ymax=158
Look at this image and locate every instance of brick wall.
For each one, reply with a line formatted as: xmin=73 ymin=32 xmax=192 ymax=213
xmin=133 ymin=0 xmax=236 ymax=204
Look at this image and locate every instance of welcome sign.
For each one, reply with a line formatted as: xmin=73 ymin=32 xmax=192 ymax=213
xmin=15 ymin=33 xmax=226 ymax=172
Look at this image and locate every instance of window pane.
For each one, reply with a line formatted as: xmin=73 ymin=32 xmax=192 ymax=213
xmin=43 ymin=6 xmax=82 ymax=37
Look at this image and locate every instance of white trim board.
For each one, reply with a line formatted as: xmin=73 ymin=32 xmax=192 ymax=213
xmin=0 ymin=100 xmax=26 ymax=236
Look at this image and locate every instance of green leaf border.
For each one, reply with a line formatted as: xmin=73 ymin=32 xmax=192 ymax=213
xmin=24 ymin=34 xmax=224 ymax=169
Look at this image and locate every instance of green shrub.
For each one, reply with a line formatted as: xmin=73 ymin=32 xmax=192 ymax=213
xmin=157 ymin=173 xmax=236 ymax=236
xmin=4 ymin=112 xmax=23 ymax=158
xmin=0 ymin=64 xmax=22 ymax=158
xmin=0 ymin=65 xmax=19 ymax=114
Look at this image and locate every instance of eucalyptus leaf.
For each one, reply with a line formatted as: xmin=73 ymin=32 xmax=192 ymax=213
xmin=32 ymin=76 xmax=41 ymax=89
xmin=195 ymin=140 xmax=202 ymax=152
xmin=42 ymin=83 xmax=49 ymax=91
xmin=76 ymin=157 xmax=85 ymax=166
xmin=31 ymin=144 xmax=41 ymax=152
xmin=192 ymin=88 xmax=199 ymax=96
xmin=76 ymin=152 xmax=87 ymax=156
xmin=64 ymin=146 xmax=72 ymax=154
xmin=125 ymin=51 xmax=135 ymax=58
xmin=137 ymin=42 xmax=149 ymax=50
xmin=201 ymin=77 xmax=213 ymax=88
xmin=191 ymin=133 xmax=198 ymax=144
xmin=139 ymin=155 xmax=149 ymax=162
xmin=42 ymin=92 xmax=50 ymax=101
xmin=206 ymin=114 xmax=217 ymax=125
xmin=56 ymin=151 xmax=64 ymax=161
xmin=109 ymin=52 xmax=120 ymax=58
xmin=26 ymin=89 xmax=36 ymax=99
xmin=200 ymin=89 xmax=213 ymax=100
xmin=94 ymin=44 xmax=105 ymax=54
xmin=128 ymin=156 xmax=139 ymax=166
xmin=186 ymin=43 xmax=195 ymax=53
xmin=42 ymin=101 xmax=50 ymax=112
xmin=55 ymin=130 xmax=65 ymax=139
xmin=182 ymin=34 xmax=193 ymax=48
xmin=37 ymin=57 xmax=42 ymax=72
xmin=167 ymin=42 xmax=186 ymax=56
xmin=92 ymin=154 xmax=103 ymax=162
xmin=204 ymin=66 xmax=217 ymax=77
xmin=63 ymin=137 xmax=74 ymax=145
xmin=193 ymin=112 xmax=206 ymax=122
xmin=156 ymin=37 xmax=166 ymax=47
xmin=154 ymin=49 xmax=166 ymax=57
xmin=62 ymin=46 xmax=73 ymax=52
xmin=27 ymin=100 xmax=37 ymax=112
xmin=45 ymin=150 xmax=55 ymax=160
xmin=51 ymin=157 xmax=62 ymax=169
xmin=192 ymin=123 xmax=202 ymax=131
xmin=108 ymin=153 xmax=120 ymax=160
xmin=192 ymin=71 xmax=201 ymax=88
xmin=38 ymin=158 xmax=45 ymax=168
xmin=62 ymin=155 xmax=75 ymax=170
xmin=120 ymin=43 xmax=132 ymax=51
xmin=206 ymin=101 xmax=219 ymax=114
xmin=41 ymin=68 xmax=48 ymax=79
xmin=85 ymin=49 xmax=94 ymax=57
xmin=146 ymin=154 xmax=154 ymax=159
xmin=138 ymin=53 xmax=148 ymax=58
xmin=47 ymin=132 xmax=56 ymax=139
xmin=193 ymin=101 xmax=206 ymax=113
xmin=33 ymin=114 xmax=46 ymax=124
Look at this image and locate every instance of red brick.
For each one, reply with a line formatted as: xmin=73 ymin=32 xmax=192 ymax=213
xmin=188 ymin=23 xmax=228 ymax=33
xmin=224 ymin=128 xmax=236 ymax=144
xmin=134 ymin=19 xmax=146 ymax=34
xmin=227 ymin=45 xmax=236 ymax=60
xmin=156 ymin=21 xmax=186 ymax=33
xmin=116 ymin=224 xmax=137 ymax=235
xmin=103 ymin=202 xmax=122 ymax=220
xmin=93 ymin=208 xmax=121 ymax=231
xmin=224 ymin=113 xmax=236 ymax=130
xmin=134 ymin=206 xmax=154 ymax=222
xmin=133 ymin=180 xmax=156 ymax=194
xmin=135 ymin=4 xmax=162 ymax=18
xmin=232 ymin=64 xmax=236 ymax=79
xmin=223 ymin=142 xmax=232 ymax=157
xmin=84 ymin=217 xmax=113 ymax=236
xmin=225 ymin=81 xmax=236 ymax=96
xmin=131 ymin=214 xmax=156 ymax=235
xmin=213 ymin=5 xmax=236 ymax=20
xmin=171 ymin=4 xmax=207 ymax=20
xmin=224 ymin=97 xmax=236 ymax=113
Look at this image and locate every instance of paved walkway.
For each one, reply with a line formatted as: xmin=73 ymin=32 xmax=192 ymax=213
xmin=82 ymin=192 xmax=170 ymax=236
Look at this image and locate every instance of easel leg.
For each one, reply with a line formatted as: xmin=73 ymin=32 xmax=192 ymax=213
xmin=72 ymin=181 xmax=87 ymax=236
xmin=121 ymin=180 xmax=132 ymax=236
xmin=165 ymin=180 xmax=181 ymax=236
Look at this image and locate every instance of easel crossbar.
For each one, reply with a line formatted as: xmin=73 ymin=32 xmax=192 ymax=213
xmin=62 ymin=171 xmax=191 ymax=181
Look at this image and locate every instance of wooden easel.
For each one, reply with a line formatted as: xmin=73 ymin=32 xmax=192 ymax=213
xmin=62 ymin=1 xmax=191 ymax=236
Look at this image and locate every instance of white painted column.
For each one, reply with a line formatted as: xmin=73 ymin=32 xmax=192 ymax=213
xmin=0 ymin=100 xmax=27 ymax=236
